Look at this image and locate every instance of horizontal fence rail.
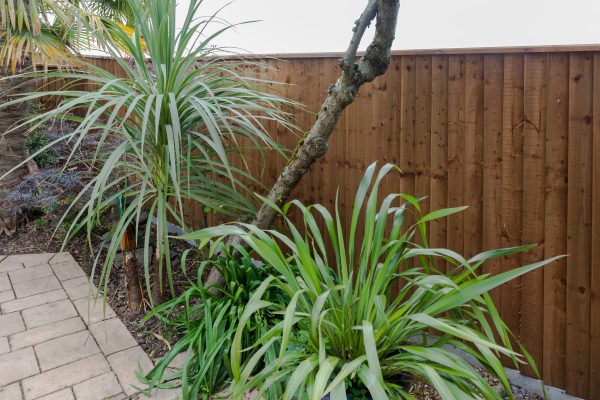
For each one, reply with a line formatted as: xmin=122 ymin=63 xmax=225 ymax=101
xmin=38 ymin=46 xmax=600 ymax=399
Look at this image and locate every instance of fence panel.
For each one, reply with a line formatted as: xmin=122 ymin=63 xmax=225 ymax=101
xmin=40 ymin=47 xmax=600 ymax=398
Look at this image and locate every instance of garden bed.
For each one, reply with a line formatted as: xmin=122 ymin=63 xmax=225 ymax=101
xmin=1 ymin=225 xmax=545 ymax=400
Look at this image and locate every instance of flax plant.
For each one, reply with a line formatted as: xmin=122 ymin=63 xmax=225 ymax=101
xmin=186 ymin=163 xmax=561 ymax=399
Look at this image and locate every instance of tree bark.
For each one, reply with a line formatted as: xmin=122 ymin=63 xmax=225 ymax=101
xmin=124 ymin=252 xmax=143 ymax=311
xmin=204 ymin=0 xmax=400 ymax=287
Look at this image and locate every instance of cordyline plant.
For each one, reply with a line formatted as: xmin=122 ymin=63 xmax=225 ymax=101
xmin=184 ymin=163 xmax=561 ymax=399
xmin=0 ymin=0 xmax=295 ymax=307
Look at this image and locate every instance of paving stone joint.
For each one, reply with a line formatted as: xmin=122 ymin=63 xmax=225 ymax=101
xmin=0 ymin=253 xmax=179 ymax=400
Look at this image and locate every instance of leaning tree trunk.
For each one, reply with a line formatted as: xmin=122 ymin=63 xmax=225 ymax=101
xmin=204 ymin=0 xmax=401 ymax=287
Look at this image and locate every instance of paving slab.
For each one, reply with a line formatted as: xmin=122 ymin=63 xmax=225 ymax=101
xmin=0 ymin=312 xmax=25 ymax=337
xmin=51 ymin=260 xmax=86 ymax=281
xmin=142 ymin=387 xmax=181 ymax=400
xmin=36 ymin=388 xmax=75 ymax=400
xmin=90 ymin=318 xmax=138 ymax=356
xmin=0 ymin=337 xmax=9 ymax=355
xmin=62 ymin=276 xmax=96 ymax=301
xmin=0 ymin=347 xmax=40 ymax=387
xmin=73 ymin=297 xmax=117 ymax=325
xmin=49 ymin=252 xmax=76 ymax=265
xmin=0 ymin=257 xmax=23 ymax=273
xmin=108 ymin=346 xmax=154 ymax=396
xmin=22 ymin=353 xmax=110 ymax=400
xmin=22 ymin=299 xmax=78 ymax=329
xmin=8 ymin=264 xmax=53 ymax=284
xmin=0 ymin=273 xmax=10 ymax=292
xmin=1 ymin=289 xmax=67 ymax=314
xmin=10 ymin=317 xmax=85 ymax=350
xmin=73 ymin=372 xmax=123 ymax=400
xmin=3 ymin=254 xmax=54 ymax=268
xmin=0 ymin=383 xmax=22 ymax=400
xmin=35 ymin=330 xmax=101 ymax=371
xmin=0 ymin=253 xmax=174 ymax=400
xmin=13 ymin=275 xmax=62 ymax=298
xmin=0 ymin=289 xmax=15 ymax=304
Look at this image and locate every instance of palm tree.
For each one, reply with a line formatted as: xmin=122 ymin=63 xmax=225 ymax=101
xmin=0 ymin=0 xmax=133 ymax=234
xmin=0 ymin=0 xmax=134 ymax=68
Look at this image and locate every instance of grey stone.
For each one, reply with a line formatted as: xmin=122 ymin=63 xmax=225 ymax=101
xmin=50 ymin=252 xmax=76 ymax=265
xmin=51 ymin=260 xmax=86 ymax=281
xmin=13 ymin=275 xmax=61 ymax=298
xmin=62 ymin=276 xmax=96 ymax=301
xmin=73 ymin=372 xmax=123 ymax=400
xmin=36 ymin=389 xmax=75 ymax=400
xmin=8 ymin=264 xmax=53 ymax=284
xmin=0 ymin=337 xmax=9 ymax=355
xmin=4 ymin=254 xmax=54 ymax=268
xmin=0 ymin=347 xmax=40 ymax=387
xmin=107 ymin=347 xmax=153 ymax=396
xmin=0 ymin=311 xmax=25 ymax=336
xmin=0 ymin=383 xmax=22 ymax=400
xmin=35 ymin=330 xmax=101 ymax=371
xmin=22 ymin=299 xmax=78 ymax=329
xmin=1 ymin=289 xmax=67 ymax=314
xmin=142 ymin=388 xmax=181 ymax=400
xmin=10 ymin=317 xmax=85 ymax=350
xmin=0 ymin=289 xmax=15 ymax=303
xmin=0 ymin=273 xmax=10 ymax=291
xmin=0 ymin=257 xmax=23 ymax=273
xmin=22 ymin=353 xmax=110 ymax=400
xmin=73 ymin=297 xmax=116 ymax=325
xmin=90 ymin=318 xmax=138 ymax=356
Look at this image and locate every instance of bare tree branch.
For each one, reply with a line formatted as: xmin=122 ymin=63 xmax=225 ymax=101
xmin=204 ymin=0 xmax=400 ymax=288
xmin=341 ymin=0 xmax=379 ymax=71
xmin=250 ymin=0 xmax=400 ymax=231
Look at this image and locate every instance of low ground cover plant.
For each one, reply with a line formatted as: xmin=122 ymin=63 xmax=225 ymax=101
xmin=175 ymin=163 xmax=560 ymax=399
xmin=141 ymin=250 xmax=289 ymax=398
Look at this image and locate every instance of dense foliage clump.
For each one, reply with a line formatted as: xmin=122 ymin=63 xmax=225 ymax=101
xmin=179 ymin=163 xmax=559 ymax=400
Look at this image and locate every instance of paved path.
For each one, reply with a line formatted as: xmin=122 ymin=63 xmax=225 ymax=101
xmin=0 ymin=253 xmax=178 ymax=400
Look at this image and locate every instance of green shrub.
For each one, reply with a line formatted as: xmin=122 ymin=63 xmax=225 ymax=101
xmin=185 ymin=163 xmax=561 ymax=400
xmin=25 ymin=128 xmax=59 ymax=169
xmin=33 ymin=218 xmax=48 ymax=229
xmin=140 ymin=250 xmax=288 ymax=399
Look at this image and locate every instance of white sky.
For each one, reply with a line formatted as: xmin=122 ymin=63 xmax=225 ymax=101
xmin=185 ymin=0 xmax=600 ymax=54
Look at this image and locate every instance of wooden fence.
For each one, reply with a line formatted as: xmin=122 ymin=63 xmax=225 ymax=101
xmin=42 ymin=46 xmax=600 ymax=399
